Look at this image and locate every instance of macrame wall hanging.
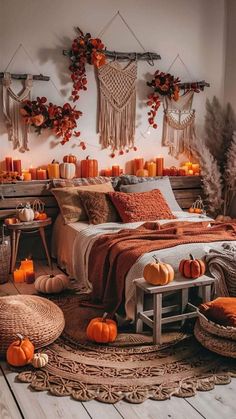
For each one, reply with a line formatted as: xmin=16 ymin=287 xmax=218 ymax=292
xmin=162 ymin=90 xmax=196 ymax=158
xmin=1 ymin=44 xmax=49 ymax=152
xmin=95 ymin=11 xmax=158 ymax=151
xmin=98 ymin=60 xmax=137 ymax=150
xmin=2 ymin=72 xmax=33 ymax=152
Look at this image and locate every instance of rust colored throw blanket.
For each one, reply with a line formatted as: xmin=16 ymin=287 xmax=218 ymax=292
xmin=88 ymin=221 xmax=236 ymax=314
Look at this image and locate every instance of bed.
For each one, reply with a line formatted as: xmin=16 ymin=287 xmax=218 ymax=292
xmin=52 ymin=210 xmax=236 ymax=319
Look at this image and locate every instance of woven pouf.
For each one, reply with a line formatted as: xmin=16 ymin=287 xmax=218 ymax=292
xmin=0 ymin=295 xmax=65 ymax=357
xmin=194 ymin=319 xmax=236 ymax=358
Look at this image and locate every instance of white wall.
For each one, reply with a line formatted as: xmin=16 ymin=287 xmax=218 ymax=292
xmin=224 ymin=0 xmax=236 ymax=110
xmin=0 ymin=0 xmax=226 ymax=173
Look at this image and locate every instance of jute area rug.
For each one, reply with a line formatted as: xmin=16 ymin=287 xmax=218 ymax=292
xmin=17 ymin=295 xmax=236 ymax=404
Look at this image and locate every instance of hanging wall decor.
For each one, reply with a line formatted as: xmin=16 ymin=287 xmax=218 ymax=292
xmin=98 ymin=60 xmax=137 ymax=151
xmin=20 ymin=97 xmax=82 ymax=145
xmin=2 ymin=72 xmax=33 ymax=152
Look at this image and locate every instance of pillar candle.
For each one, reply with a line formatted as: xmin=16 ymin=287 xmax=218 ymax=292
xmin=5 ymin=157 xmax=13 ymax=172
xmin=133 ymin=158 xmax=144 ymax=175
xmin=25 ymin=271 xmax=35 ymax=284
xmin=13 ymin=159 xmax=22 ymax=175
xmin=47 ymin=163 xmax=60 ymax=179
xmin=112 ymin=165 xmax=120 ymax=176
xmin=188 ymin=169 xmax=194 ymax=175
xmin=37 ymin=169 xmax=47 ymax=180
xmin=156 ymin=157 xmax=164 ymax=176
xmin=192 ymin=163 xmax=200 ymax=174
xmin=185 ymin=162 xmax=192 ymax=170
xmin=29 ymin=167 xmax=37 ymax=180
xmin=147 ymin=162 xmax=157 ymax=177
xmin=22 ymin=171 xmax=32 ymax=181
xmin=20 ymin=259 xmax=34 ymax=272
xmin=13 ymin=269 xmax=25 ymax=283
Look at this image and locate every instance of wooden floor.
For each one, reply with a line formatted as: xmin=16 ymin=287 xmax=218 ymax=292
xmin=1 ymin=261 xmax=236 ymax=419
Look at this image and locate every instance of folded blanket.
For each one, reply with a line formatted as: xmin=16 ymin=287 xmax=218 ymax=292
xmin=88 ymin=221 xmax=236 ymax=314
xmin=205 ymin=243 xmax=236 ymax=297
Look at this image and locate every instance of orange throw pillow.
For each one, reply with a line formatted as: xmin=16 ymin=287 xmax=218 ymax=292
xmin=199 ymin=297 xmax=236 ymax=327
xmin=108 ymin=189 xmax=176 ymax=222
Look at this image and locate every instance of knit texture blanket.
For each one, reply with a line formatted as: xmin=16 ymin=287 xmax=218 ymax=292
xmin=88 ymin=221 xmax=236 ymax=313
xmin=205 ymin=243 xmax=236 ymax=297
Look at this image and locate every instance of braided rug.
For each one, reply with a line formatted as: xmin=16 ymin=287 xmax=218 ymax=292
xmin=17 ymin=295 xmax=236 ymax=404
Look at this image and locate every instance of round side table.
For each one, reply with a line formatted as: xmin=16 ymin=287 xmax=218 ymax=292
xmin=6 ymin=218 xmax=52 ymax=272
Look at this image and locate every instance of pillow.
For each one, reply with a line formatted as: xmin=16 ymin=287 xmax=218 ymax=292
xmin=52 ymin=176 xmax=112 ymax=188
xmin=79 ymin=191 xmax=120 ymax=224
xmin=52 ymin=182 xmax=114 ymax=224
xmin=108 ymin=189 xmax=176 ymax=222
xmin=199 ymin=297 xmax=236 ymax=327
xmin=120 ymin=178 xmax=182 ymax=212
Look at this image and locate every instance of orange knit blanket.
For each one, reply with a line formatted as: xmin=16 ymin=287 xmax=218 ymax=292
xmin=88 ymin=221 xmax=236 ymax=314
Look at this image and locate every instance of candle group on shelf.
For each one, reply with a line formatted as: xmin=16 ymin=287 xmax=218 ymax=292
xmin=180 ymin=162 xmax=200 ymax=176
xmin=133 ymin=157 xmax=164 ymax=177
xmin=13 ymin=259 xmax=35 ymax=284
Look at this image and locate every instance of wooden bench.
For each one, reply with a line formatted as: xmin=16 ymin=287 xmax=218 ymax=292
xmin=135 ymin=275 xmax=215 ymax=345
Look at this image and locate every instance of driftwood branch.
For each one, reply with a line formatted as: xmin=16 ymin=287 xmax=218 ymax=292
xmin=0 ymin=73 xmax=50 ymax=81
xmin=178 ymin=80 xmax=210 ymax=89
xmin=63 ymin=49 xmax=161 ymax=63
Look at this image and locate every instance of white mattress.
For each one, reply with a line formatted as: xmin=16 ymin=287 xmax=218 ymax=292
xmin=52 ymin=212 xmax=236 ymax=319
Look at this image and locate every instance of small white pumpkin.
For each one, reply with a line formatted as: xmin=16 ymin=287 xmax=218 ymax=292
xmin=32 ymin=353 xmax=48 ymax=368
xmin=59 ymin=162 xmax=76 ymax=179
xmin=17 ymin=203 xmax=35 ymax=222
xmin=34 ymin=273 xmax=69 ymax=294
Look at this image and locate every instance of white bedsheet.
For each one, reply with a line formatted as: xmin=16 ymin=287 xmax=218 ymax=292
xmin=52 ymin=212 xmax=236 ymax=319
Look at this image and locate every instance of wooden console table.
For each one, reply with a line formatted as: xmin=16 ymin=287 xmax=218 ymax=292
xmin=6 ymin=218 xmax=52 ymax=272
xmin=135 ymin=275 xmax=215 ymax=345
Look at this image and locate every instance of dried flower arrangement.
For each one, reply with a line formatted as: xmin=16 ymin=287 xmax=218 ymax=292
xmin=20 ymin=97 xmax=82 ymax=145
xmin=68 ymin=28 xmax=106 ymax=102
xmin=146 ymin=71 xmax=180 ymax=128
xmin=192 ymin=96 xmax=236 ymax=216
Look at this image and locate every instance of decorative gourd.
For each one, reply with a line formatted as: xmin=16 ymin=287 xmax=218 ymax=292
xmin=17 ymin=203 xmax=35 ymax=222
xmin=136 ymin=169 xmax=149 ymax=177
xmin=59 ymin=162 xmax=76 ymax=179
xmin=63 ymin=154 xmax=77 ymax=164
xmin=32 ymin=353 xmax=49 ymax=368
xmin=86 ymin=313 xmax=117 ymax=343
xmin=179 ymin=254 xmax=206 ymax=279
xmin=143 ymin=256 xmax=174 ymax=285
xmin=34 ymin=273 xmax=69 ymax=294
xmin=81 ymin=156 xmax=98 ymax=178
xmin=6 ymin=334 xmax=34 ymax=367
xmin=34 ymin=212 xmax=48 ymax=221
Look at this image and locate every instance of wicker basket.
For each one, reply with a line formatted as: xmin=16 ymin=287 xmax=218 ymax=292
xmin=194 ymin=319 xmax=236 ymax=358
xmin=0 ymin=226 xmax=11 ymax=284
xmin=198 ymin=311 xmax=236 ymax=341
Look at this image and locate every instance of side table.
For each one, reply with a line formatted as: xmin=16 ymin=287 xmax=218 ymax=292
xmin=6 ymin=218 xmax=52 ymax=272
xmin=135 ymin=275 xmax=215 ymax=344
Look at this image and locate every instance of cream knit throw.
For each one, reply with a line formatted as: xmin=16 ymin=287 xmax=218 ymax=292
xmin=98 ymin=60 xmax=137 ymax=150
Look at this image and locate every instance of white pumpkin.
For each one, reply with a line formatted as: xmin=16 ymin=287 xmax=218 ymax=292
xmin=17 ymin=203 xmax=35 ymax=222
xmin=34 ymin=273 xmax=69 ymax=294
xmin=59 ymin=163 xmax=76 ymax=179
xmin=32 ymin=353 xmax=48 ymax=368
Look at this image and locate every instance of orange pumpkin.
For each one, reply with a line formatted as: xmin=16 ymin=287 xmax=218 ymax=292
xmin=143 ymin=256 xmax=174 ymax=285
xmin=34 ymin=212 xmax=47 ymax=221
xmin=63 ymin=154 xmax=77 ymax=164
xmin=81 ymin=156 xmax=98 ymax=178
xmin=136 ymin=169 xmax=149 ymax=177
xmin=86 ymin=313 xmax=117 ymax=343
xmin=179 ymin=254 xmax=206 ymax=279
xmin=6 ymin=334 xmax=34 ymax=367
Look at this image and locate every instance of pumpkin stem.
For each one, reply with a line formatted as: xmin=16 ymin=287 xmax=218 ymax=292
xmin=102 ymin=312 xmax=108 ymax=322
xmin=86 ymin=155 xmax=90 ymax=160
xmin=49 ymin=274 xmax=54 ymax=278
xmin=16 ymin=333 xmax=24 ymax=345
xmin=189 ymin=254 xmax=195 ymax=260
xmin=152 ymin=255 xmax=160 ymax=263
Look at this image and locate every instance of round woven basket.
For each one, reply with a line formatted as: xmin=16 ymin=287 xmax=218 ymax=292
xmin=194 ymin=319 xmax=236 ymax=358
xmin=198 ymin=311 xmax=236 ymax=341
xmin=0 ymin=295 xmax=65 ymax=357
